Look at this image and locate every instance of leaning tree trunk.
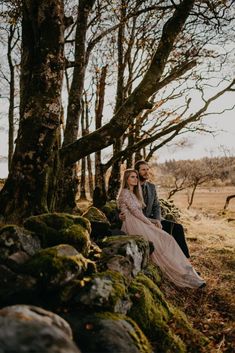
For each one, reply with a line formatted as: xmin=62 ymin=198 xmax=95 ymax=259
xmin=0 ymin=0 xmax=65 ymax=222
xmin=223 ymin=194 xmax=235 ymax=210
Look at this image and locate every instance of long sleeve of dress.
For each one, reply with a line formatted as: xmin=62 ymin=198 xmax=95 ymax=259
xmin=118 ymin=189 xmax=152 ymax=225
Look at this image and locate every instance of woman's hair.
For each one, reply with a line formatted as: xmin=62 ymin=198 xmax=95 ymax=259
xmin=117 ymin=168 xmax=145 ymax=207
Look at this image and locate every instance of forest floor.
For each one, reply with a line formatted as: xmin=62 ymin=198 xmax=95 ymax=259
xmin=159 ymin=186 xmax=235 ymax=353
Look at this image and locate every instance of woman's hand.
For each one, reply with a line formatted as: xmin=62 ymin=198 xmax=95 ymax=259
xmin=119 ymin=211 xmax=126 ymax=221
xmin=154 ymin=220 xmax=162 ymax=229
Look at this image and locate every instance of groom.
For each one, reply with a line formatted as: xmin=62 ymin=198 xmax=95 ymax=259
xmin=134 ymin=160 xmax=190 ymax=258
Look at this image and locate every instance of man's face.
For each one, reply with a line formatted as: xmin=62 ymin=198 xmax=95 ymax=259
xmin=138 ymin=164 xmax=150 ymax=182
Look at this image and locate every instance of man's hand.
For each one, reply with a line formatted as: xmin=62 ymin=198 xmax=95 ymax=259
xmin=154 ymin=220 xmax=162 ymax=229
xmin=119 ymin=212 xmax=126 ymax=222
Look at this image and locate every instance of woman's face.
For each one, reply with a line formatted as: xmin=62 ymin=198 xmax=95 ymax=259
xmin=127 ymin=172 xmax=138 ymax=187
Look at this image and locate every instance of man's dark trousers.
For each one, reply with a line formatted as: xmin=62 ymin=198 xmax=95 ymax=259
xmin=161 ymin=219 xmax=190 ymax=258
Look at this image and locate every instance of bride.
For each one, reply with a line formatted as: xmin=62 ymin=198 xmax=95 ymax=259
xmin=117 ymin=169 xmax=206 ymax=289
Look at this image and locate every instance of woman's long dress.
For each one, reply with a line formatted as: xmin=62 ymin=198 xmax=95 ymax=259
xmin=118 ymin=189 xmax=205 ymax=288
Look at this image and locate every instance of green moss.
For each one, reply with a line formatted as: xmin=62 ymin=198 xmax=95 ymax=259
xmin=143 ymin=262 xmax=162 ymax=285
xmin=81 ymin=270 xmax=127 ymax=311
xmin=82 ymin=207 xmax=110 ymax=224
xmin=101 ymin=234 xmax=148 ymax=252
xmin=22 ymin=244 xmax=96 ymax=286
xmin=60 ymin=224 xmax=90 ymax=255
xmin=128 ymin=273 xmax=186 ymax=353
xmin=23 ymin=213 xmax=91 ymax=255
xmin=97 ymin=312 xmax=152 ymax=353
xmin=128 ymin=273 xmax=210 ymax=353
xmin=101 ymin=200 xmax=122 ymax=228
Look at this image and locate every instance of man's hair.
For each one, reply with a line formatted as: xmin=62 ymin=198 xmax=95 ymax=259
xmin=134 ymin=160 xmax=148 ymax=172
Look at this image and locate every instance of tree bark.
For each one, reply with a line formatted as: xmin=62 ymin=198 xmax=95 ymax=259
xmin=94 ymin=65 xmax=108 ymax=193
xmin=57 ymin=0 xmax=95 ymax=210
xmin=107 ymin=0 xmax=126 ymax=199
xmin=7 ymin=24 xmax=17 ymax=171
xmin=223 ymin=194 xmax=235 ymax=210
xmin=0 ymin=0 xmax=65 ymax=222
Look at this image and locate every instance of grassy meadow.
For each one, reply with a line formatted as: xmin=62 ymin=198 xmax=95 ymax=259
xmin=159 ymin=186 xmax=235 ymax=353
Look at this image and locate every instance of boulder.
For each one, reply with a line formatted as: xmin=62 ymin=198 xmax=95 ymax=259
xmin=101 ymin=200 xmax=122 ymax=230
xmin=22 ymin=244 xmax=96 ymax=303
xmin=24 ymin=213 xmax=91 ymax=256
xmin=75 ymin=270 xmax=131 ymax=314
xmin=0 ymin=315 xmax=81 ymax=353
xmin=160 ymin=199 xmax=181 ymax=222
xmin=100 ymin=235 xmax=150 ymax=277
xmin=73 ymin=312 xmax=152 ymax=353
xmin=0 ymin=264 xmax=37 ymax=305
xmin=0 ymin=304 xmax=73 ymax=338
xmin=82 ymin=206 xmax=111 ymax=240
xmin=0 ymin=225 xmax=41 ymax=270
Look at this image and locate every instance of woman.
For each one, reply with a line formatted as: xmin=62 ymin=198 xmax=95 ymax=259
xmin=117 ymin=169 xmax=206 ymax=289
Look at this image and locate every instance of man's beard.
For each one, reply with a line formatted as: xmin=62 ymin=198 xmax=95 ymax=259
xmin=139 ymin=175 xmax=147 ymax=182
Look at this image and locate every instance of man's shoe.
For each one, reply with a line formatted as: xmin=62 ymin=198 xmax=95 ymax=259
xmin=199 ymin=282 xmax=206 ymax=289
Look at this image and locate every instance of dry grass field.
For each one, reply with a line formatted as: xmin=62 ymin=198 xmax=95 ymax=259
xmin=159 ymin=186 xmax=235 ymax=353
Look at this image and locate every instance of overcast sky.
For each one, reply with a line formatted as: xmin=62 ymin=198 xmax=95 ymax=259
xmin=1 ymin=82 xmax=235 ymax=179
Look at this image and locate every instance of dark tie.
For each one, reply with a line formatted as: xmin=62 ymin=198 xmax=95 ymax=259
xmin=142 ymin=184 xmax=148 ymax=204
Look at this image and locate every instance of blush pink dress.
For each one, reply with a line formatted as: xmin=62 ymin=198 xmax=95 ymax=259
xmin=118 ymin=189 xmax=205 ymax=288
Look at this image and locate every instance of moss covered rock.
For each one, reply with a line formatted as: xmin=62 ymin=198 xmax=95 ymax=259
xmin=73 ymin=311 xmax=152 ymax=353
xmin=101 ymin=200 xmax=122 ymax=230
xmin=128 ymin=273 xmax=210 ymax=353
xmin=160 ymin=199 xmax=181 ymax=222
xmin=82 ymin=207 xmax=110 ymax=225
xmin=82 ymin=207 xmax=111 ymax=240
xmin=23 ymin=244 xmax=96 ymax=297
xmin=24 ymin=213 xmax=91 ymax=256
xmin=0 ymin=225 xmax=41 ymax=261
xmin=75 ymin=270 xmax=131 ymax=314
xmin=100 ymin=235 xmax=150 ymax=277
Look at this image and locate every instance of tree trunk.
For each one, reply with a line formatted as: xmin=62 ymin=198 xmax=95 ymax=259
xmin=107 ymin=1 xmax=126 ymax=199
xmin=223 ymin=194 xmax=235 ymax=210
xmin=187 ymin=182 xmax=198 ymax=209
xmin=79 ymin=103 xmax=87 ymax=200
xmin=0 ymin=0 xmax=65 ymax=222
xmin=87 ymin=155 xmax=93 ymax=198
xmin=7 ymin=24 xmax=17 ymax=170
xmin=94 ymin=65 xmax=108 ymax=193
xmin=58 ymin=0 xmax=95 ymax=209
xmin=79 ymin=158 xmax=86 ymax=200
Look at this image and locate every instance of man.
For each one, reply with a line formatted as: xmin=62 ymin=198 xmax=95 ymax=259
xmin=134 ymin=160 xmax=190 ymax=258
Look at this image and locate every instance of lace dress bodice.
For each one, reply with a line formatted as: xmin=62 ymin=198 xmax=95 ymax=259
xmin=118 ymin=189 xmax=152 ymax=225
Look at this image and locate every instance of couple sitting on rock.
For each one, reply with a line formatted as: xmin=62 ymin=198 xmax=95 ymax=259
xmin=117 ymin=160 xmax=206 ymax=289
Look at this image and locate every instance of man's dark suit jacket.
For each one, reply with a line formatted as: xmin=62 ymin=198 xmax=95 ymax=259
xmin=142 ymin=181 xmax=161 ymax=221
